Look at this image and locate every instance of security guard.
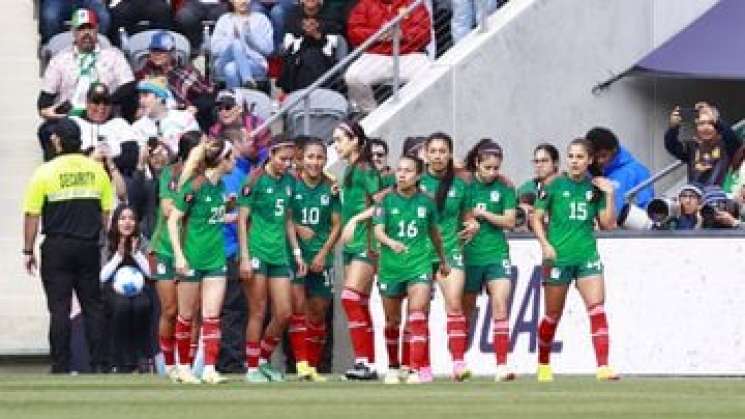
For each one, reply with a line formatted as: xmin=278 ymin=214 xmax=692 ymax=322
xmin=23 ymin=118 xmax=114 ymax=373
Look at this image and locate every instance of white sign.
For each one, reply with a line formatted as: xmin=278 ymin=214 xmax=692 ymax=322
xmin=369 ymin=237 xmax=745 ymax=376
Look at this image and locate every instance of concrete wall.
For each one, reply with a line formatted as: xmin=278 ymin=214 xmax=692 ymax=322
xmin=362 ymin=0 xmax=743 ymax=195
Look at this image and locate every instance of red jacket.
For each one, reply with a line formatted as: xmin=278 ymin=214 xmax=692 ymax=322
xmin=347 ymin=0 xmax=432 ymax=55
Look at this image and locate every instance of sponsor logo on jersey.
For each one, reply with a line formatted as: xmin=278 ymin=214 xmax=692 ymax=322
xmin=563 ymin=191 xmax=571 ymax=198
xmin=417 ymin=207 xmax=426 ymax=218
xmin=320 ymin=194 xmax=330 ymax=205
xmin=205 ymin=195 xmax=212 ymax=202
xmin=490 ymin=191 xmax=500 ymax=202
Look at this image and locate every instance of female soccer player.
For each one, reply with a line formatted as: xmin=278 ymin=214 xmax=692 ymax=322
xmin=530 ymin=138 xmax=618 ymax=382
xmin=419 ymin=132 xmax=479 ymax=381
xmin=374 ymin=155 xmax=449 ymax=385
xmin=288 ymin=138 xmax=341 ymax=382
xmin=238 ymin=136 xmax=307 ymax=383
xmin=168 ymin=137 xmax=236 ymax=384
xmin=333 ymin=121 xmax=383 ymax=380
xmin=149 ymin=132 xmax=201 ymax=379
xmin=463 ymin=139 xmax=518 ymax=382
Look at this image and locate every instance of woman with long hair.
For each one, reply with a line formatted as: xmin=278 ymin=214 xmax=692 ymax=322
xmin=530 ymin=138 xmax=618 ymax=382
xmin=100 ymin=204 xmax=152 ymax=373
xmin=373 ymin=155 xmax=449 ymax=384
xmin=287 ymin=138 xmax=341 ymax=381
xmin=167 ymin=137 xmax=236 ymax=384
xmin=463 ymin=139 xmax=517 ymax=382
xmin=333 ymin=120 xmax=383 ymax=380
xmin=238 ymin=136 xmax=306 ymax=383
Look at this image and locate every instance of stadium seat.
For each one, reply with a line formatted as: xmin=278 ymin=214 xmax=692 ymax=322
xmin=284 ymin=88 xmax=349 ymax=140
xmin=40 ymin=32 xmax=112 ymax=76
xmin=233 ymin=88 xmax=275 ymax=122
xmin=120 ymin=29 xmax=191 ymax=72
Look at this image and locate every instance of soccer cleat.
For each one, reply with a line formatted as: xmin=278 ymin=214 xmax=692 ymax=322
xmin=406 ymin=371 xmax=422 ymax=385
xmin=418 ymin=366 xmax=434 ymax=383
xmin=452 ymin=361 xmax=472 ymax=382
xmin=166 ymin=365 xmax=180 ymax=383
xmin=398 ymin=366 xmax=411 ymax=381
xmin=296 ymin=361 xmax=313 ymax=380
xmin=344 ymin=362 xmax=379 ymax=381
xmin=259 ymin=362 xmax=285 ymax=382
xmin=384 ymin=369 xmax=400 ymax=385
xmin=494 ymin=364 xmax=516 ymax=382
xmin=307 ymin=368 xmax=327 ymax=383
xmin=174 ymin=365 xmax=201 ymax=384
xmin=596 ymin=366 xmax=620 ymax=381
xmin=537 ymin=363 xmax=554 ymax=383
xmin=245 ymin=369 xmax=270 ymax=383
xmin=201 ymin=369 xmax=228 ymax=385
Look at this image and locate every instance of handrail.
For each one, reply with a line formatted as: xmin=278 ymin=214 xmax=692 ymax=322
xmin=248 ymin=0 xmax=428 ymax=139
xmin=624 ymin=160 xmax=685 ymax=203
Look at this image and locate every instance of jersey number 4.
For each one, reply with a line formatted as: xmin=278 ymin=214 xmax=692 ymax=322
xmin=569 ymin=201 xmax=588 ymax=220
xmin=397 ymin=220 xmax=418 ymax=238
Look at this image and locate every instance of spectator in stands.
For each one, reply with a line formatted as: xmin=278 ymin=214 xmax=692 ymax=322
xmin=133 ymin=77 xmax=201 ymax=155
xmin=174 ymin=0 xmax=230 ymax=52
xmin=70 ymin=82 xmax=142 ymax=160
xmin=38 ymin=8 xmax=136 ymax=161
xmin=585 ymin=127 xmax=654 ymax=215
xmin=285 ymin=0 xmax=344 ymax=36
xmin=211 ymin=0 xmax=274 ymax=89
xmin=277 ymin=13 xmax=344 ymax=94
xmin=665 ymin=102 xmax=741 ymax=187
xmin=109 ymin=0 xmax=173 ymax=46
xmin=450 ymin=0 xmax=505 ymax=43
xmin=209 ymin=90 xmax=271 ymax=152
xmin=135 ymin=31 xmax=215 ymax=129
xmin=251 ymin=0 xmax=296 ymax=51
xmin=344 ymin=0 xmax=432 ymax=114
xmin=656 ymin=184 xmax=702 ymax=231
xmin=40 ymin=0 xmax=110 ymax=44
xmin=100 ymin=204 xmax=153 ymax=373
xmin=23 ymin=118 xmax=112 ymax=373
xmin=698 ymin=185 xmax=743 ymax=229
xmin=370 ymin=137 xmax=391 ymax=175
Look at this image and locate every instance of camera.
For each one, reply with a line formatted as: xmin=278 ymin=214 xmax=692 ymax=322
xmin=514 ymin=191 xmax=537 ymax=228
xmin=646 ymin=197 xmax=681 ymax=224
xmin=700 ymin=199 xmax=740 ymax=227
xmin=618 ymin=203 xmax=653 ymax=230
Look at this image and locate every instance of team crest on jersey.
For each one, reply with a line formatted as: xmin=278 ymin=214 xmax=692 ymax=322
xmin=563 ymin=191 xmax=571 ymax=198
xmin=320 ymin=194 xmax=330 ymax=205
xmin=391 ymin=208 xmax=400 ymax=215
xmin=448 ymin=189 xmax=456 ymax=198
xmin=417 ymin=207 xmax=426 ymax=218
xmin=490 ymin=191 xmax=500 ymax=202
xmin=266 ymin=187 xmax=273 ymax=193
xmin=585 ymin=191 xmax=593 ymax=201
xmin=295 ymin=194 xmax=303 ymax=200
xmin=421 ymin=185 xmax=428 ymax=192
xmin=205 ymin=196 xmax=212 ymax=202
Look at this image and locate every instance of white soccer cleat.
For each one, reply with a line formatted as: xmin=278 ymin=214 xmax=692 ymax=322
xmin=495 ymin=364 xmax=516 ymax=382
xmin=384 ymin=368 xmax=401 ymax=385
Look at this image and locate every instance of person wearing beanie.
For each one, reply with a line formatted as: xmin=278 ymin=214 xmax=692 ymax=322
xmin=132 ymin=77 xmax=200 ymax=155
xmin=23 ymin=117 xmax=114 ymax=374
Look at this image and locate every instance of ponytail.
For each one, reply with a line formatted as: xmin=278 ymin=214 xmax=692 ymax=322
xmin=426 ymin=132 xmax=455 ymax=212
xmin=465 ymin=138 xmax=502 ymax=172
xmin=339 ymin=120 xmax=374 ymax=187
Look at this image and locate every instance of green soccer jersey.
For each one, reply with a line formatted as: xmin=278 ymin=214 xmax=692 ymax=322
xmin=420 ymin=172 xmax=469 ymax=256
xmin=173 ymin=177 xmax=227 ymax=270
xmin=381 ymin=172 xmax=396 ymax=189
xmin=374 ymin=191 xmax=438 ymax=282
xmin=291 ymin=177 xmax=340 ymax=267
xmin=238 ymin=169 xmax=294 ymax=264
xmin=534 ymin=175 xmax=606 ymax=265
xmin=340 ymin=164 xmax=381 ymax=255
xmin=150 ymin=165 xmax=178 ymax=257
xmin=517 ymin=179 xmax=540 ymax=200
xmin=464 ymin=177 xmax=516 ymax=266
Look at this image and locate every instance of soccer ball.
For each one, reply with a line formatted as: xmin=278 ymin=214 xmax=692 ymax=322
xmin=112 ymin=266 xmax=145 ymax=297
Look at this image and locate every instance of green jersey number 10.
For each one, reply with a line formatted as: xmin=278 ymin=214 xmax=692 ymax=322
xmin=301 ymin=207 xmax=320 ymax=225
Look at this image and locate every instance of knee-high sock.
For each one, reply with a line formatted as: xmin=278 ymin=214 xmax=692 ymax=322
xmin=175 ymin=315 xmax=192 ymax=367
xmin=306 ymin=320 xmax=326 ymax=367
xmin=493 ymin=318 xmax=509 ymax=365
xmin=259 ymin=335 xmax=280 ymax=363
xmin=360 ymin=294 xmax=375 ymax=363
xmin=289 ymin=314 xmax=308 ymax=363
xmin=588 ymin=304 xmax=609 ymax=367
xmin=245 ymin=341 xmax=260 ymax=369
xmin=538 ymin=315 xmax=559 ymax=364
xmin=408 ymin=311 xmax=428 ymax=371
xmin=384 ymin=325 xmax=400 ymax=368
xmin=202 ymin=317 xmax=221 ymax=366
xmin=446 ymin=313 xmax=467 ymax=362
xmin=159 ymin=334 xmax=175 ymax=367
xmin=341 ymin=288 xmax=371 ymax=363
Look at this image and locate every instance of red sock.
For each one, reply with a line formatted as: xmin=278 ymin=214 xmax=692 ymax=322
xmin=401 ymin=326 xmax=411 ymax=368
xmin=360 ymin=294 xmax=375 ymax=363
xmin=245 ymin=341 xmax=260 ymax=368
xmin=306 ymin=320 xmax=326 ymax=367
xmin=341 ymin=288 xmax=370 ymax=363
xmin=538 ymin=315 xmax=559 ymax=364
xmin=384 ymin=325 xmax=400 ymax=367
xmin=446 ymin=313 xmax=467 ymax=362
xmin=493 ymin=318 xmax=510 ymax=365
xmin=407 ymin=311 xmax=428 ymax=371
xmin=260 ymin=335 xmax=280 ymax=362
xmin=159 ymin=335 xmax=175 ymax=366
xmin=188 ymin=343 xmax=198 ymax=366
xmin=588 ymin=304 xmax=609 ymax=367
xmin=202 ymin=317 xmax=220 ymax=366
xmin=422 ymin=328 xmax=431 ymax=369
xmin=289 ymin=314 xmax=308 ymax=363
xmin=175 ymin=315 xmax=192 ymax=366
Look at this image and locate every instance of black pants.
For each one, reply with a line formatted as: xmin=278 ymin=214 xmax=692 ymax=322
xmin=109 ymin=0 xmax=173 ymax=47
xmin=41 ymin=236 xmax=105 ymax=373
xmin=104 ymin=284 xmax=153 ymax=372
xmin=217 ymin=257 xmax=247 ymax=373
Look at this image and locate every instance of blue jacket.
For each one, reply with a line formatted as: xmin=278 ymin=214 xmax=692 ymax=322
xmin=603 ymin=146 xmax=654 ymax=215
xmin=222 ymin=152 xmax=267 ymax=259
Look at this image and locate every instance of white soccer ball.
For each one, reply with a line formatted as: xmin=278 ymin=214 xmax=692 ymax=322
xmin=112 ymin=266 xmax=145 ymax=297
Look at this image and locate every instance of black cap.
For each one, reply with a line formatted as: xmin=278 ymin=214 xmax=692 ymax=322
xmin=215 ymin=90 xmax=238 ymax=108
xmin=87 ymin=82 xmax=111 ymax=103
xmin=53 ymin=118 xmax=82 ymax=143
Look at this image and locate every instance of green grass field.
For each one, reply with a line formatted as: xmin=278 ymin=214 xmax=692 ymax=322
xmin=1 ymin=374 xmax=744 ymax=419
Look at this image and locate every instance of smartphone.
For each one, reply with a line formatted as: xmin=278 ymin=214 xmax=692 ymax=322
xmin=678 ymin=107 xmax=698 ymax=121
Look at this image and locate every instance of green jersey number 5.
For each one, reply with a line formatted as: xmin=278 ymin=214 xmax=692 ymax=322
xmin=274 ymin=198 xmax=285 ymax=216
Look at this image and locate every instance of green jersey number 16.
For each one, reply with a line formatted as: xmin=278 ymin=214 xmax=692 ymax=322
xmin=397 ymin=220 xmax=418 ymax=238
